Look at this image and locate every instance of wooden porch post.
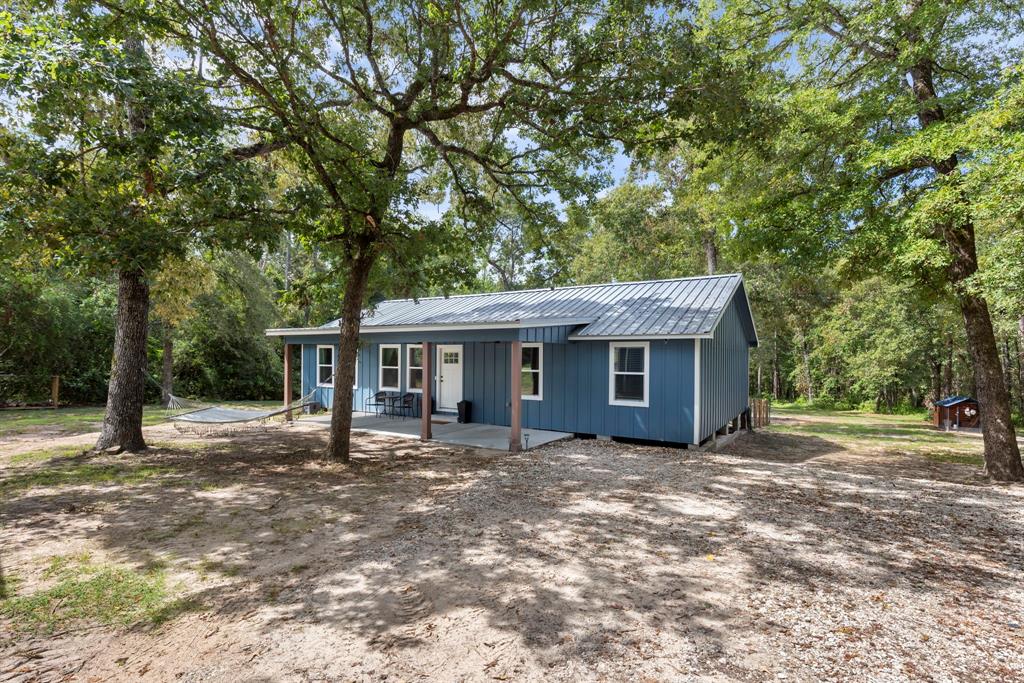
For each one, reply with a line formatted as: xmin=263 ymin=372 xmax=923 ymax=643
xmin=283 ymin=343 xmax=293 ymax=421
xmin=510 ymin=341 xmax=522 ymax=452
xmin=421 ymin=341 xmax=432 ymax=441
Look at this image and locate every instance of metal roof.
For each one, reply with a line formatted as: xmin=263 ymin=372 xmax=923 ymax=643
xmin=935 ymin=395 xmax=976 ymax=407
xmin=285 ymin=274 xmax=756 ymax=342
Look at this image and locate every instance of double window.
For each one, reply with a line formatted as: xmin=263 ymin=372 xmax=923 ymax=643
xmin=379 ymin=344 xmax=401 ymax=391
xmin=521 ymin=343 xmax=543 ymax=400
xmin=407 ymin=345 xmax=424 ymax=392
xmin=316 ymin=345 xmax=334 ymax=387
xmin=609 ymin=342 xmax=649 ymax=407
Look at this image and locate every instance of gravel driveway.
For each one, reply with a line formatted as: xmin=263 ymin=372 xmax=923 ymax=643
xmin=2 ymin=417 xmax=1023 ymax=682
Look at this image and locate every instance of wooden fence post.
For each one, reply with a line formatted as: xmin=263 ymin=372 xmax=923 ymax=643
xmin=51 ymin=375 xmax=60 ymax=409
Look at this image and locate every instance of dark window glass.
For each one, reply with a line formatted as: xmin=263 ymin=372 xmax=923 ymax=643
xmin=381 ymin=346 xmax=399 ymax=367
xmin=614 ymin=374 xmax=644 ymax=402
xmin=521 ymin=370 xmax=539 ymax=396
xmin=382 ymin=367 xmax=399 ymax=389
xmin=614 ymin=346 xmax=645 ymax=373
xmin=409 ymin=368 xmax=424 ymax=389
xmin=521 ymin=346 xmax=541 ymax=397
xmin=317 ymin=347 xmax=334 ymax=385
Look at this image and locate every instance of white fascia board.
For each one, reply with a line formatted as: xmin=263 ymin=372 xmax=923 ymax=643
xmin=567 ymin=333 xmax=714 ymax=341
xmin=693 ymin=340 xmax=702 ymax=445
xmin=267 ymin=317 xmax=594 ymax=337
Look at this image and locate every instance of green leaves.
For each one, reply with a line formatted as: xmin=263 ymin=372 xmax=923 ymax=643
xmin=0 ymin=7 xmax=277 ymax=278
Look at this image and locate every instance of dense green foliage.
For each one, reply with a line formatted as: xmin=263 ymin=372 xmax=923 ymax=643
xmin=1 ymin=0 xmax=1021 ymax=473
xmin=0 ymin=267 xmax=117 ymax=403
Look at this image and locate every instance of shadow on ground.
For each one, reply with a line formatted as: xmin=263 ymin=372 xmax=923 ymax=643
xmin=2 ymin=423 xmax=1022 ymax=680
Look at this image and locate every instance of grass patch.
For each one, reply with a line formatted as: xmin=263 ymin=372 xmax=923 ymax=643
xmin=9 ymin=445 xmax=85 ymax=465
xmin=0 ymin=463 xmax=175 ymax=495
xmin=0 ymin=570 xmax=20 ymax=600
xmin=0 ymin=406 xmax=169 ymax=438
xmin=197 ymin=558 xmax=245 ymax=579
xmin=0 ymin=554 xmax=200 ymax=633
xmin=769 ymin=405 xmax=986 ymax=466
xmin=921 ymin=450 xmax=985 ymax=466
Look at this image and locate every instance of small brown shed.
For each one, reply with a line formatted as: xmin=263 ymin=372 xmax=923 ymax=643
xmin=932 ymin=396 xmax=980 ymax=430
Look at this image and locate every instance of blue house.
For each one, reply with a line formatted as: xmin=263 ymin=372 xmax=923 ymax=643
xmin=265 ymin=274 xmax=758 ymax=450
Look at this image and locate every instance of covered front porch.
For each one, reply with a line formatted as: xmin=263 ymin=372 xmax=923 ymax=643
xmin=305 ymin=412 xmax=572 ymax=451
xmin=278 ymin=325 xmax=583 ymax=452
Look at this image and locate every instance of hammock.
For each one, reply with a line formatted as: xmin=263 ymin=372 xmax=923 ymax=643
xmin=164 ymin=386 xmax=320 ymax=435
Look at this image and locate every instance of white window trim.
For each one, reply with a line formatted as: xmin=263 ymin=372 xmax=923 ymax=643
xmin=609 ymin=341 xmax=649 ymax=407
xmin=378 ymin=343 xmax=401 ymax=391
xmin=406 ymin=344 xmax=423 ymax=393
xmin=316 ymin=345 xmax=334 ymax=387
xmin=521 ymin=342 xmax=543 ymax=401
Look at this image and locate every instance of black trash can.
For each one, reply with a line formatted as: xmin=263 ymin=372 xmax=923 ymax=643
xmin=457 ymin=400 xmax=471 ymax=424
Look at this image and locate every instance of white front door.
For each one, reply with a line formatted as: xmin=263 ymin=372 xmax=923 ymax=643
xmin=437 ymin=345 xmax=463 ymax=411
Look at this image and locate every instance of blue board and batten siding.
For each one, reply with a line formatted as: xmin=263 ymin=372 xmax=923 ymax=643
xmin=698 ymin=295 xmax=751 ymax=443
xmin=292 ymin=334 xmax=699 ymax=444
xmin=285 ymin=282 xmax=754 ymax=445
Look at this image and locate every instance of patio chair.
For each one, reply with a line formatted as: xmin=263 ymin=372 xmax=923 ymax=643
xmin=365 ymin=391 xmax=389 ymax=417
xmin=393 ymin=392 xmax=417 ymax=419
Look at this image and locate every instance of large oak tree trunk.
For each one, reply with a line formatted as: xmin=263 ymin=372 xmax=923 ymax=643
xmin=942 ymin=212 xmax=1022 ymax=480
xmin=954 ymin=286 xmax=1022 ymax=480
xmin=96 ymin=269 xmax=150 ymax=452
xmin=906 ymin=61 xmax=1023 ymax=481
xmin=327 ymin=247 xmax=377 ymax=463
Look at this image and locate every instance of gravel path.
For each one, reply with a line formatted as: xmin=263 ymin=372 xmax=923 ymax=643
xmin=2 ymin=420 xmax=1023 ymax=681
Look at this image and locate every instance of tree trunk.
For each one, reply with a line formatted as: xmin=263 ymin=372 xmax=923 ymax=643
xmin=161 ymin=322 xmax=174 ymax=405
xmin=96 ymin=269 xmax=150 ymax=452
xmin=905 ymin=59 xmax=1022 ymax=481
xmin=943 ymin=337 xmax=953 ymax=397
xmin=1017 ymin=319 xmax=1024 ymax=420
xmin=1004 ymin=337 xmax=1014 ymax=414
xmin=930 ymin=357 xmax=942 ymax=406
xmin=799 ymin=331 xmax=813 ymax=402
xmin=327 ymin=246 xmax=377 ymax=463
xmin=284 ymin=231 xmax=292 ymax=293
xmin=954 ymin=286 xmax=1022 ymax=479
xmin=771 ymin=332 xmax=780 ymax=400
xmin=703 ymin=229 xmax=718 ymax=275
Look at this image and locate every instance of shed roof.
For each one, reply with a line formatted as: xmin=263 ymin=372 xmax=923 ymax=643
xmin=935 ymin=395 xmax=976 ymax=407
xmin=268 ymin=274 xmax=757 ymax=344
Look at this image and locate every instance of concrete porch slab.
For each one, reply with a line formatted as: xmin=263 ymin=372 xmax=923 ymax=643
xmin=303 ymin=412 xmax=571 ymax=451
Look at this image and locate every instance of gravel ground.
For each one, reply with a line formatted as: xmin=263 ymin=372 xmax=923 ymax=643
xmin=2 ymin=417 xmax=1023 ymax=682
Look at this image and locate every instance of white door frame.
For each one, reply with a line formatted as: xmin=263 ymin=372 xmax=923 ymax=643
xmin=436 ymin=344 xmax=464 ymax=412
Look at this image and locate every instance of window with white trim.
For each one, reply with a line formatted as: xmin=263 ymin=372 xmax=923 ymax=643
xmin=521 ymin=343 xmax=543 ymax=401
xmin=316 ymin=345 xmax=334 ymax=387
xmin=379 ymin=344 xmax=400 ymax=391
xmin=407 ymin=344 xmax=424 ymax=392
xmin=609 ymin=342 xmax=649 ymax=407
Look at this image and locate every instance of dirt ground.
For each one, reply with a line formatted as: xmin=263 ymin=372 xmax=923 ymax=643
xmin=2 ymin=413 xmax=1023 ymax=682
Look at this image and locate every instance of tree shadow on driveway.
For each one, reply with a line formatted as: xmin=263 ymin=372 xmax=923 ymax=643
xmin=3 ymin=426 xmax=1023 ymax=680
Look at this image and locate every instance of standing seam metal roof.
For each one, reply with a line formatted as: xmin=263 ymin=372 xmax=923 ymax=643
xmin=317 ymin=274 xmax=754 ymax=340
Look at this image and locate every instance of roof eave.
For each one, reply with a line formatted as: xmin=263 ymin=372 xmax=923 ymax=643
xmin=566 ymin=333 xmax=715 ymax=341
xmin=266 ymin=317 xmax=595 ymax=337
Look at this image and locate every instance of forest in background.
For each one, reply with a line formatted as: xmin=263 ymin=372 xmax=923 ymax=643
xmin=2 ymin=0 xmax=1023 ymax=474
xmin=5 ymin=193 xmax=1023 ymax=421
